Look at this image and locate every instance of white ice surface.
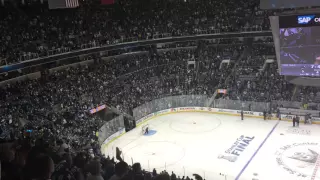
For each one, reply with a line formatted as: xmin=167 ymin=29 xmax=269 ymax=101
xmin=103 ymin=112 xmax=320 ymax=180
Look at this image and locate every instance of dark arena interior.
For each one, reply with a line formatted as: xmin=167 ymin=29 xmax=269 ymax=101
xmin=2 ymin=0 xmax=320 ymax=180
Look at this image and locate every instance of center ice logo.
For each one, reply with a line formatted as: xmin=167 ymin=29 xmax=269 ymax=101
xmin=286 ymin=128 xmax=311 ymax=136
xmin=275 ymin=142 xmax=320 ymax=178
xmin=218 ymin=135 xmax=254 ymax=162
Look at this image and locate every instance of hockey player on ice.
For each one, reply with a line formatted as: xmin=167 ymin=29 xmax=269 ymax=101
xmin=144 ymin=127 xmax=149 ymax=135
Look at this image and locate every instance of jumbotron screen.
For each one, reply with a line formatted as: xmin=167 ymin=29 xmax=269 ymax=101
xmin=279 ymin=14 xmax=320 ymax=76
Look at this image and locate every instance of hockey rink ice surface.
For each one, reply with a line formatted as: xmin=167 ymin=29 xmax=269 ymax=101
xmin=103 ymin=112 xmax=320 ymax=180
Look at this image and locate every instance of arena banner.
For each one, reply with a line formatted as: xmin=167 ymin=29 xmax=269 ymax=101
xmin=170 ymin=108 xmax=177 ymax=112
xmin=279 ymin=108 xmax=320 ymax=118
xmin=89 ymin=104 xmax=106 ymax=114
xmin=178 ymin=107 xmax=197 ymax=111
xmin=279 ymin=14 xmax=320 ymax=28
xmin=277 ymin=113 xmax=320 ymax=122
xmin=198 ymin=107 xmax=207 ymax=111
xmin=312 ymin=117 xmax=320 ymax=122
xmin=281 ymin=114 xmax=294 ymax=120
xmin=280 ymin=114 xmax=307 ymax=121
xmin=217 ymin=109 xmax=235 ymax=113
xmin=153 ymin=109 xmax=170 ymax=116
xmin=236 ymin=110 xmax=254 ymax=116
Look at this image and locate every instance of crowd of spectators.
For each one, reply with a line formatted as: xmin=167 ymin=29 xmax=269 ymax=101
xmin=225 ymin=41 xmax=295 ymax=102
xmin=1 ymin=0 xmax=314 ymax=180
xmin=0 ymin=46 xmax=236 ymax=138
xmin=0 ymin=41 xmax=296 ymax=180
xmin=0 ymin=0 xmax=261 ymax=65
xmin=1 ymin=46 xmax=237 ymax=180
xmin=1 ymin=138 xmax=194 ymax=180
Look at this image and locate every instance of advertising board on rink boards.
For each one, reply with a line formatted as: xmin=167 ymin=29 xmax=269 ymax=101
xmin=280 ymin=114 xmax=320 ymax=122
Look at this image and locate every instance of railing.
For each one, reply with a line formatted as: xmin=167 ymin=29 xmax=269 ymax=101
xmin=80 ymin=42 xmax=99 ymax=50
xmin=270 ymin=100 xmax=302 ymax=109
xmin=213 ymin=99 xmax=269 ymax=112
xmin=19 ymin=53 xmax=39 ymax=62
xmin=133 ymin=95 xmax=209 ymax=121
xmin=47 ymin=47 xmax=72 ymax=56
xmin=133 ymin=96 xmax=319 ymax=120
xmin=212 ymin=99 xmax=316 ymax=112
xmin=194 ymin=29 xmax=221 ymax=34
xmin=151 ymin=33 xmax=172 ymax=39
xmin=240 ymin=27 xmax=263 ymax=32
xmin=9 ymin=28 xmax=253 ymax=62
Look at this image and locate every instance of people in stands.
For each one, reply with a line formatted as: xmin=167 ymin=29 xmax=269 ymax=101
xmin=109 ymin=161 xmax=129 ymax=180
xmin=0 ymin=0 xmax=317 ymax=180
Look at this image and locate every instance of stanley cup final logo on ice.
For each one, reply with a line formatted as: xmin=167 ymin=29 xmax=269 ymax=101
xmin=218 ymin=135 xmax=255 ymax=162
xmin=275 ymin=142 xmax=320 ymax=178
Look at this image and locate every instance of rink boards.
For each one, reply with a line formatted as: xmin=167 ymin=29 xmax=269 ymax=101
xmin=101 ymin=108 xmax=320 ymax=180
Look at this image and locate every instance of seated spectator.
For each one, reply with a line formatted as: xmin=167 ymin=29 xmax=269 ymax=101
xmin=109 ymin=161 xmax=129 ymax=180
xmin=86 ymin=159 xmax=103 ymax=180
xmin=25 ymin=153 xmax=55 ymax=180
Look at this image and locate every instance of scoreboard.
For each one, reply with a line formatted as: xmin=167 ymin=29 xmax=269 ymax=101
xmin=270 ymin=14 xmax=320 ymax=76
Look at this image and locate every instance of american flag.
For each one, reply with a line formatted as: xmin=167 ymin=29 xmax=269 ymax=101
xmin=48 ymin=0 xmax=79 ymax=9
xmin=66 ymin=0 xmax=79 ymax=8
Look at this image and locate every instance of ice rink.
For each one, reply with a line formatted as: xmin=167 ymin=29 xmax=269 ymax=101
xmin=102 ymin=112 xmax=320 ymax=180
